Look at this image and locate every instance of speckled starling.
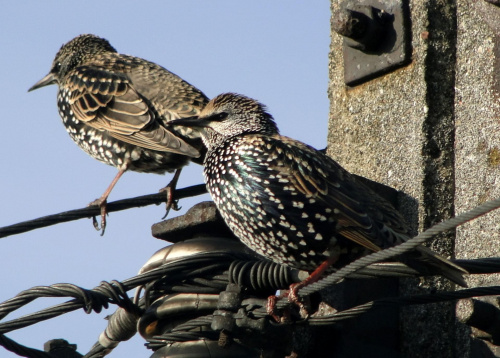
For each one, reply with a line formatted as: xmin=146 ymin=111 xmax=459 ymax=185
xmin=170 ymin=93 xmax=467 ymax=295
xmin=29 ymin=34 xmax=209 ymax=232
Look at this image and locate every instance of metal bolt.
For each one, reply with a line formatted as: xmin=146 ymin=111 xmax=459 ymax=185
xmin=331 ymin=8 xmax=368 ymax=40
xmin=332 ymin=4 xmax=391 ymax=52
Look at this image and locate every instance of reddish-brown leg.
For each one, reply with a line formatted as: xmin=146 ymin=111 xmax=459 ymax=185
xmin=267 ymin=255 xmax=338 ymax=321
xmin=160 ymin=168 xmax=182 ymax=219
xmin=89 ymin=168 xmax=128 ymax=235
xmin=266 ymin=293 xmax=287 ymax=323
xmin=288 ymin=255 xmax=339 ymax=304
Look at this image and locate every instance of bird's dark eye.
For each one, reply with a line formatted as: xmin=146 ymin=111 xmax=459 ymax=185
xmin=53 ymin=62 xmax=62 ymax=73
xmin=210 ymin=112 xmax=228 ymax=121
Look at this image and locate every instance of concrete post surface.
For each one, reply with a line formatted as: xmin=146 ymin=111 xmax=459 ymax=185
xmin=455 ymin=1 xmax=500 ymax=356
xmin=328 ymin=0 xmax=499 ymax=356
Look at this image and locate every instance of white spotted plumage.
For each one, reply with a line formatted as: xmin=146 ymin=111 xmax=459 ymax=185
xmin=30 ymin=34 xmax=210 ymax=232
xmin=171 ymin=93 xmax=467 ymax=285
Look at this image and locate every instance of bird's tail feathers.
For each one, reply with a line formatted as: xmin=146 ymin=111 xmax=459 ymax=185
xmin=409 ymin=246 xmax=468 ymax=287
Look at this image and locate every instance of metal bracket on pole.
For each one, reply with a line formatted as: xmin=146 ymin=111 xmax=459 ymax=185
xmin=332 ymin=0 xmax=411 ymax=86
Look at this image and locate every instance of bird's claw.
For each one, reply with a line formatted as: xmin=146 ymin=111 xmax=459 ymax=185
xmin=160 ymin=184 xmax=181 ymax=219
xmin=162 ymin=199 xmax=181 ymax=219
xmin=287 ymin=283 xmax=310 ymax=318
xmin=266 ymin=284 xmax=310 ymax=323
xmin=266 ymin=295 xmax=283 ymax=323
xmin=267 ymin=293 xmax=293 ymax=324
xmin=89 ymin=198 xmax=107 ymax=235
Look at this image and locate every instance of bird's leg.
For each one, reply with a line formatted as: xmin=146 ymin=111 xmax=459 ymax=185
xmin=288 ymin=255 xmax=338 ymax=304
xmin=89 ymin=168 xmax=127 ymax=235
xmin=267 ymin=255 xmax=338 ymax=322
xmin=160 ymin=168 xmax=182 ymax=219
xmin=266 ymin=292 xmax=291 ymax=323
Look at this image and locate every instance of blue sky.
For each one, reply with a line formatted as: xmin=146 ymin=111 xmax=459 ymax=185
xmin=0 ymin=2 xmax=330 ymax=356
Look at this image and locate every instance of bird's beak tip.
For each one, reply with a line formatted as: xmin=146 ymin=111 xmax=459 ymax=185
xmin=28 ymin=73 xmax=56 ymax=92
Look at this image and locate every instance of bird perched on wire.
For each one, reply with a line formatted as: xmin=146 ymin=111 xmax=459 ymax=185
xmin=29 ymin=34 xmax=208 ymax=233
xmin=169 ymin=93 xmax=467 ymax=312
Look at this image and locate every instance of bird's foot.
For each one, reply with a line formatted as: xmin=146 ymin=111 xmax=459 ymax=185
xmin=88 ymin=198 xmax=107 ymax=235
xmin=266 ymin=286 xmax=310 ymax=323
xmin=160 ymin=169 xmax=183 ymax=219
xmin=159 ymin=184 xmax=181 ymax=219
xmin=287 ymin=282 xmax=310 ymax=319
xmin=266 ymin=293 xmax=292 ymax=323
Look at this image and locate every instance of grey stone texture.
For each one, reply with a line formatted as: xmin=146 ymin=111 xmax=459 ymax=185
xmin=455 ymin=2 xmax=500 ymax=355
xmin=328 ymin=0 xmax=499 ymax=356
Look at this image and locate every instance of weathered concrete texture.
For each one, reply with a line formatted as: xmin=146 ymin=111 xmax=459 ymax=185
xmin=327 ymin=0 xmax=477 ymax=356
xmin=455 ymin=1 xmax=500 ymax=356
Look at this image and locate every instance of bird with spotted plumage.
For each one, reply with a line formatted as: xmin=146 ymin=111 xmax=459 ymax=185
xmin=170 ymin=93 xmax=467 ymax=310
xmin=29 ymin=34 xmax=208 ymax=233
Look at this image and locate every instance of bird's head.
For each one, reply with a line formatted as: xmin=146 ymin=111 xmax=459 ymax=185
xmin=28 ymin=34 xmax=116 ymax=92
xmin=169 ymin=93 xmax=279 ymax=149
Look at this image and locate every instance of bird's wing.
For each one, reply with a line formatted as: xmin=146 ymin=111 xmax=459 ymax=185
xmin=124 ymin=57 xmax=209 ymax=121
xmin=266 ymin=135 xmax=411 ymax=252
xmin=64 ymin=66 xmax=200 ymax=158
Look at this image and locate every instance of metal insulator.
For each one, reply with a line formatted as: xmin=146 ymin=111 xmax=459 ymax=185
xmin=138 ymin=293 xmax=220 ymax=340
xmin=150 ymin=340 xmax=261 ymax=358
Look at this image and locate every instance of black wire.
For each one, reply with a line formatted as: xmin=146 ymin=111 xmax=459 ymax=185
xmin=307 ymin=286 xmax=500 ymax=326
xmin=454 ymin=258 xmax=500 ymax=274
xmin=2 ymin=255 xmax=500 ymax=335
xmin=0 ymin=184 xmax=207 ymax=239
xmin=0 ymin=252 xmax=235 ymax=357
xmin=170 ymin=315 xmax=213 ymax=333
xmin=249 ymin=286 xmax=500 ymax=324
xmin=0 ymin=282 xmax=138 ymax=334
xmin=0 ymin=253 xmax=234 ymax=335
xmin=142 ymin=315 xmax=215 ymax=351
xmin=147 ymin=331 xmax=219 ymax=350
xmin=83 ymin=343 xmax=107 ymax=358
xmin=0 ymin=334 xmax=51 ymax=358
xmin=1 ymin=244 xmax=500 ymax=356
xmin=0 ymin=283 xmax=114 ymax=323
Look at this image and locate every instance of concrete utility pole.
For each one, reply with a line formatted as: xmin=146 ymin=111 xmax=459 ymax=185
xmin=328 ymin=1 xmax=500 ymax=357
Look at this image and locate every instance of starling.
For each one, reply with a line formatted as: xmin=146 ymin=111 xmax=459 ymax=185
xmin=170 ymin=93 xmax=467 ymax=304
xmin=29 ymin=34 xmax=208 ymax=233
